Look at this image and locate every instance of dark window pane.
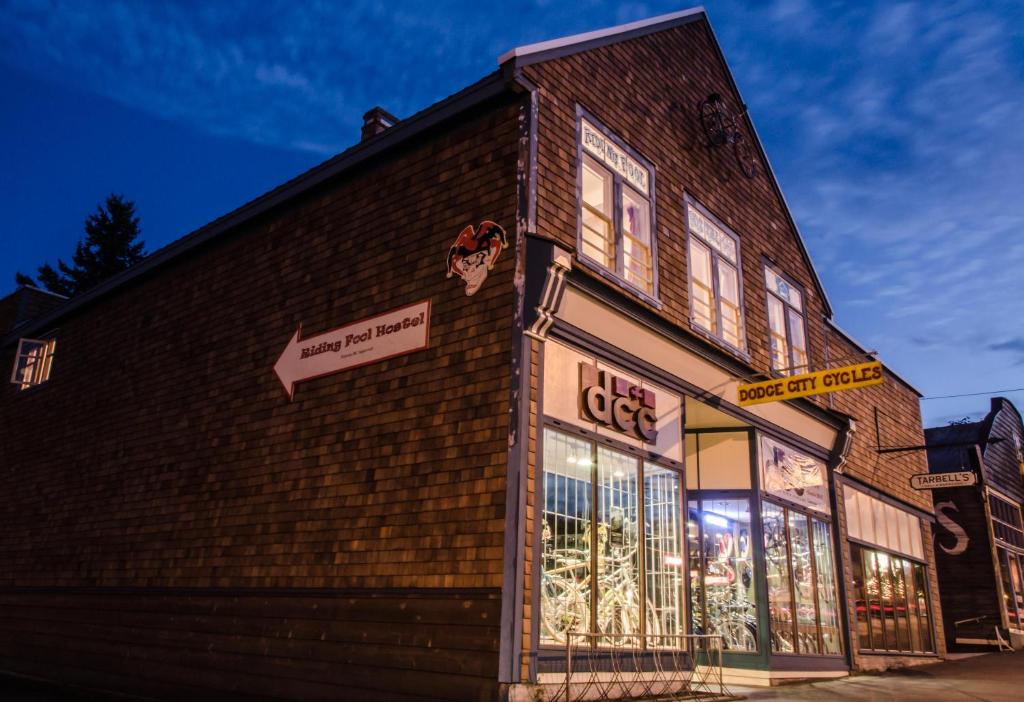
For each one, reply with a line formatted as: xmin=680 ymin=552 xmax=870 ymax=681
xmin=865 ymin=550 xmax=886 ymax=650
xmin=813 ymin=519 xmax=842 ymax=654
xmin=851 ymin=546 xmax=871 ymax=650
xmin=688 ymin=502 xmax=703 ymax=638
xmin=891 ymin=555 xmax=911 ymax=651
xmin=913 ymin=564 xmax=934 ymax=653
xmin=763 ymin=502 xmax=794 ymax=653
xmin=788 ymin=511 xmax=819 ymax=654
xmin=903 ymin=560 xmax=922 ymax=651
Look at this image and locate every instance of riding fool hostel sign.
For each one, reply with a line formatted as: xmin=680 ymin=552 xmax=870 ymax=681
xmin=737 ymin=361 xmax=884 ymax=407
xmin=274 ymin=300 xmax=430 ymax=400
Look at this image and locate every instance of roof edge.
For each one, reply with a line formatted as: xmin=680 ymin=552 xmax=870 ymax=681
xmin=3 ymin=70 xmax=509 ymax=349
xmin=498 ymin=6 xmax=706 ymax=67
xmin=12 ymin=284 xmax=69 ymax=301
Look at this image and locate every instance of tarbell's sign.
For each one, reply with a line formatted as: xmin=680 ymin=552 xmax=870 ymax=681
xmin=910 ymin=471 xmax=977 ymax=490
xmin=737 ymin=361 xmax=884 ymax=407
xmin=274 ymin=300 xmax=430 ymax=400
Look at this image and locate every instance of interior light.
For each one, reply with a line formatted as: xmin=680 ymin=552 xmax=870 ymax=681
xmin=703 ymin=513 xmax=729 ymax=529
xmin=567 ymin=456 xmax=577 ymax=464
xmin=576 ymin=457 xmax=592 ymax=467
xmin=613 ymin=470 xmax=625 ymax=478
xmin=664 ymin=555 xmax=684 ymax=567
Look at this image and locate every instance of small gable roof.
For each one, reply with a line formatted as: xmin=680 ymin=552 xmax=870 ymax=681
xmin=925 ymin=421 xmax=983 ymax=473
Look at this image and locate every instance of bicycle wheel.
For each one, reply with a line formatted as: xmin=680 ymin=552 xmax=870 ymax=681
xmin=540 ymin=574 xmax=589 ymax=644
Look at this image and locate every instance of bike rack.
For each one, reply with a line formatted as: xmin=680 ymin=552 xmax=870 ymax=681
xmin=557 ymin=633 xmax=734 ymax=702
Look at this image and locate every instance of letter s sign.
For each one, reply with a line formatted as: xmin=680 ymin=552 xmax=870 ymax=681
xmin=935 ymin=501 xmax=969 ymax=556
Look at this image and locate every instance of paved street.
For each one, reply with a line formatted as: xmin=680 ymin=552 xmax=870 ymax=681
xmin=732 ymin=651 xmax=1024 ymax=702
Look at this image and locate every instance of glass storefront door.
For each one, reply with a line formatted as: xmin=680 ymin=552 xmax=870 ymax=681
xmin=688 ymin=497 xmax=758 ymax=652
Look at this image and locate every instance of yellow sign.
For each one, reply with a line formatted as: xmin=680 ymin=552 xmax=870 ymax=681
xmin=737 ymin=361 xmax=884 ymax=407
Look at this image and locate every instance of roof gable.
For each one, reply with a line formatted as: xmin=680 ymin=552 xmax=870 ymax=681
xmin=498 ymin=7 xmax=705 ymax=67
xmin=499 ymin=7 xmax=833 ymax=318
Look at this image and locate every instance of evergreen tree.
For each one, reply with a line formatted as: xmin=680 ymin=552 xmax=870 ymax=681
xmin=17 ymin=194 xmax=146 ymax=297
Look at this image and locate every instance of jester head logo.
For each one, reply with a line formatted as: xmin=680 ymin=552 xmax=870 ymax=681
xmin=446 ymin=221 xmax=508 ymax=296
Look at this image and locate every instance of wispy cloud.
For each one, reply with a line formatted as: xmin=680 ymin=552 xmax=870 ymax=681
xmin=989 ymin=338 xmax=1024 ymax=365
xmin=1 ymin=0 xmax=1019 ymax=424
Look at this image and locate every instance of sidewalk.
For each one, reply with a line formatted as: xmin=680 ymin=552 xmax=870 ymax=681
xmin=1 ymin=652 xmax=1023 ymax=701
xmin=731 ymin=651 xmax=1024 ymax=702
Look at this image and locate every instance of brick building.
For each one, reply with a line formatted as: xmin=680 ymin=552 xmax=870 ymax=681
xmin=1 ymin=8 xmax=945 ymax=701
xmin=926 ymin=398 xmax=1024 ymax=651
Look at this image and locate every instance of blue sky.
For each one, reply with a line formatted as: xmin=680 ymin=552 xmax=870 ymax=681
xmin=2 ymin=0 xmax=1022 ymax=427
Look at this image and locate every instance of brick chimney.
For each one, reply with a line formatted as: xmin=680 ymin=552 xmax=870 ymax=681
xmin=361 ymin=107 xmax=398 ymax=141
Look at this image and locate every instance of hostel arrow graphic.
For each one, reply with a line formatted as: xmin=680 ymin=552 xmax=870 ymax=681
xmin=273 ymin=300 xmax=431 ymax=401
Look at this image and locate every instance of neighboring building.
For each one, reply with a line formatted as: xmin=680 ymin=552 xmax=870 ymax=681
xmin=925 ymin=398 xmax=1024 ymax=651
xmin=1 ymin=9 xmax=945 ymax=701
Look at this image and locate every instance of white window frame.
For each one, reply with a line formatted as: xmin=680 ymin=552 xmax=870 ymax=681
xmin=764 ymin=264 xmax=810 ymax=375
xmin=10 ymin=337 xmax=57 ymax=390
xmin=685 ymin=197 xmax=747 ymax=354
xmin=843 ymin=484 xmax=925 ymax=561
xmin=576 ymin=107 xmax=659 ymax=303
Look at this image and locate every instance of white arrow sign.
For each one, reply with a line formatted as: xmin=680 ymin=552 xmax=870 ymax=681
xmin=274 ymin=300 xmax=431 ymax=400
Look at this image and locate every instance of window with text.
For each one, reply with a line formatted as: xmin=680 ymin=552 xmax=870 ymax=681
xmin=764 ymin=266 xmax=808 ymax=375
xmin=579 ymin=118 xmax=656 ymax=297
xmin=686 ymin=203 xmax=744 ymax=351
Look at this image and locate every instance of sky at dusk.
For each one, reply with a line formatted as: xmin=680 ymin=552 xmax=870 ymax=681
xmin=2 ymin=0 xmax=1022 ymax=428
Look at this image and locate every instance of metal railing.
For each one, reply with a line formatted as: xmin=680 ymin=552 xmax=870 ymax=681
xmin=556 ymin=633 xmax=733 ymax=702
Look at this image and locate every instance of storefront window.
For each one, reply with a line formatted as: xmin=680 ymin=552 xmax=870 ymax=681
xmin=763 ymin=502 xmax=794 ymax=652
xmin=541 ymin=431 xmax=593 ymax=644
xmin=596 ymin=447 xmax=642 ymax=640
xmin=688 ymin=498 xmax=758 ymax=651
xmin=813 ymin=519 xmax=843 ymax=654
xmin=645 ymin=465 xmax=685 ymax=644
xmin=541 ymin=429 xmax=683 ymax=646
xmin=850 ymin=546 xmax=870 ymax=650
xmin=997 ymin=548 xmax=1024 ymax=629
xmin=762 ymin=501 xmax=842 ymax=655
xmin=852 ymin=543 xmax=935 ymax=653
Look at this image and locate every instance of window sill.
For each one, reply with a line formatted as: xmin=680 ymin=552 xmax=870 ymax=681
xmin=687 ymin=320 xmax=750 ymax=363
xmin=575 ymin=254 xmax=663 ymax=310
xmin=856 ymin=650 xmax=938 ymax=658
xmin=6 ymin=382 xmax=51 ymax=398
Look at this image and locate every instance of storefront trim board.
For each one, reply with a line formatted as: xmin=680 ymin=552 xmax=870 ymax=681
xmin=554 ymin=285 xmax=839 ymax=455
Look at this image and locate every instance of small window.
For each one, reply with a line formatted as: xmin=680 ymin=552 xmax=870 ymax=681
xmin=578 ymin=115 xmax=656 ymax=297
xmin=989 ymin=492 xmax=1024 ymax=550
xmin=10 ymin=337 xmax=56 ymax=390
xmin=685 ymin=201 xmax=745 ymax=351
xmin=764 ymin=266 xmax=809 ymax=375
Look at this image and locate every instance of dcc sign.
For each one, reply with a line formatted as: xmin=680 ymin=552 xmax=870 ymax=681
xmin=579 ymin=363 xmax=658 ymax=442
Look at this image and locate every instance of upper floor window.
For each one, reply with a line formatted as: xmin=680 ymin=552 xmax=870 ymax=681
xmin=990 ymin=491 xmax=1024 ymax=550
xmin=685 ymin=200 xmax=745 ymax=351
xmin=764 ymin=266 xmax=809 ymax=375
xmin=10 ymin=337 xmax=56 ymax=390
xmin=578 ymin=114 xmax=656 ymax=298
